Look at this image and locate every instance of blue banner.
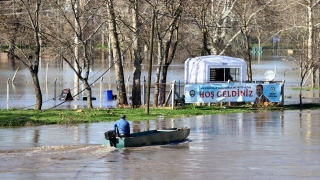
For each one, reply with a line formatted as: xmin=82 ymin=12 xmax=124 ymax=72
xmin=185 ymin=83 xmax=281 ymax=103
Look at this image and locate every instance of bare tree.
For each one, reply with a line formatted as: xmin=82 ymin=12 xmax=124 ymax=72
xmin=187 ymin=0 xmax=239 ymax=56
xmin=107 ymin=0 xmax=128 ymax=105
xmin=299 ymin=0 xmax=320 ymax=87
xmin=1 ymin=0 xmax=44 ymax=110
xmin=280 ymin=0 xmax=320 ymax=107
xmin=1 ymin=0 xmax=319 ymax=110
xmin=159 ymin=4 xmax=182 ymax=105
xmin=42 ymin=0 xmax=109 ymax=108
xmin=232 ymin=0 xmax=274 ymax=81
xmin=131 ymin=0 xmax=142 ymax=107
xmin=150 ymin=1 xmax=183 ymax=106
xmin=286 ymin=31 xmax=314 ymax=108
xmin=0 ymin=1 xmax=18 ymax=61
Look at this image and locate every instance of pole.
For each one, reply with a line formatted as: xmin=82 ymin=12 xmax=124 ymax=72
xmin=7 ymin=78 xmax=10 ymax=102
xmin=100 ymin=77 xmax=103 ymax=101
xmin=145 ymin=10 xmax=155 ymax=114
xmin=12 ymin=67 xmax=19 ymax=82
xmin=178 ymin=80 xmax=180 ymax=97
xmin=54 ymin=78 xmax=57 ymax=100
xmin=108 ymin=34 xmax=112 ymax=83
xmin=74 ymin=0 xmax=80 ymax=100
xmin=143 ymin=76 xmax=146 ymax=105
xmin=171 ymin=82 xmax=175 ymax=110
xmin=46 ymin=63 xmax=49 ymax=83
xmin=101 ymin=29 xmax=105 ymax=63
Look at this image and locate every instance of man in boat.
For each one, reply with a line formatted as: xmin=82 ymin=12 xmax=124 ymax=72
xmin=114 ymin=114 xmax=131 ymax=137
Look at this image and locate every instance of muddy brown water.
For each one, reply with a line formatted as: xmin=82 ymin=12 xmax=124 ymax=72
xmin=1 ymin=111 xmax=320 ymax=179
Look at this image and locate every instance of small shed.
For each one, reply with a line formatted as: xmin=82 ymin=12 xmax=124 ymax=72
xmin=184 ymin=55 xmax=247 ymax=83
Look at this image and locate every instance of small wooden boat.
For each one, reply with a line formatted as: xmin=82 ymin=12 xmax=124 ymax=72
xmin=102 ymin=128 xmax=190 ymax=149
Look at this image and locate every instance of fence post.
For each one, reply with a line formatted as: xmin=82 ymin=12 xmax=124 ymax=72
xmin=171 ymin=81 xmax=176 ymax=110
xmin=46 ymin=63 xmax=49 ymax=83
xmin=53 ymin=78 xmax=57 ymax=100
xmin=100 ymin=77 xmax=103 ymax=101
xmin=178 ymin=80 xmax=180 ymax=97
xmin=7 ymin=78 xmax=10 ymax=102
xmin=143 ymin=76 xmax=146 ymax=105
xmin=12 ymin=67 xmax=19 ymax=82
xmin=281 ymin=80 xmax=285 ymax=106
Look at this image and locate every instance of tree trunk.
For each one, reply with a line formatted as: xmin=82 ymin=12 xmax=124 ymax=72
xmin=243 ymin=24 xmax=252 ymax=82
xmin=131 ymin=0 xmax=142 ymax=108
xmin=83 ymin=42 xmax=93 ymax=108
xmin=202 ymin=28 xmax=211 ymax=55
xmin=107 ymin=0 xmax=128 ymax=105
xmin=8 ymin=36 xmax=16 ymax=61
xmin=31 ymin=1 xmax=42 ymax=110
xmin=159 ymin=32 xmax=179 ymax=105
xmin=299 ymin=80 xmax=303 ymax=109
xmin=245 ymin=33 xmax=252 ymax=82
xmin=32 ymin=45 xmax=42 ymax=110
xmin=7 ymin=15 xmax=19 ymax=61
xmin=31 ymin=70 xmax=42 ymax=110
xmin=153 ymin=40 xmax=163 ymax=107
xmin=83 ymin=80 xmax=93 ymax=108
xmin=307 ymin=4 xmax=314 ymax=87
xmin=156 ymin=5 xmax=182 ymax=105
xmin=159 ymin=65 xmax=168 ymax=105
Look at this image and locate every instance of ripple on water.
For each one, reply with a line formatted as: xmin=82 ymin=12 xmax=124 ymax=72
xmin=0 ymin=145 xmax=115 ymax=172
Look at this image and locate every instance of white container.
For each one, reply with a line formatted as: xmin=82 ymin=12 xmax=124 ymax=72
xmin=184 ymin=55 xmax=247 ymax=83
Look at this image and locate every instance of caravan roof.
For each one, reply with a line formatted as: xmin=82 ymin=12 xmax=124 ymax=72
xmin=184 ymin=55 xmax=247 ymax=83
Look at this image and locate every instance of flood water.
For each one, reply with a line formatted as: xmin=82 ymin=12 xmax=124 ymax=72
xmin=1 ymin=52 xmax=320 ymax=179
xmin=1 ymin=110 xmax=320 ymax=179
xmin=1 ymin=51 xmax=320 ymax=109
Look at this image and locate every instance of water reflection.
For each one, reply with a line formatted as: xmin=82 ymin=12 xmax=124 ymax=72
xmin=299 ymin=110 xmax=319 ymax=145
xmin=32 ymin=129 xmax=39 ymax=147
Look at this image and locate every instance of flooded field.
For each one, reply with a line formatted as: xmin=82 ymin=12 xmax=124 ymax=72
xmin=1 ymin=51 xmax=320 ymax=109
xmin=1 ymin=52 xmax=320 ymax=179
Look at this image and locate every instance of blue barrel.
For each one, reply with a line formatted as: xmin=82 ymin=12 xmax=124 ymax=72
xmin=104 ymin=90 xmax=113 ymax=101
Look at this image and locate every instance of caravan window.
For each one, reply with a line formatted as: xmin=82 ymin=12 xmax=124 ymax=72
xmin=210 ymin=68 xmax=240 ymax=82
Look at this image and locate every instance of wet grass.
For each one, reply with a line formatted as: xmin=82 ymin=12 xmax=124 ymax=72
xmin=0 ymin=103 xmax=319 ymax=127
xmin=282 ymin=103 xmax=320 ymax=110
xmin=291 ymin=87 xmax=319 ymax=91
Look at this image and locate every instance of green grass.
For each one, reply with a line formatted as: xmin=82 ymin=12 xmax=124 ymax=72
xmin=291 ymin=87 xmax=319 ymax=91
xmin=1 ymin=103 xmax=319 ymax=127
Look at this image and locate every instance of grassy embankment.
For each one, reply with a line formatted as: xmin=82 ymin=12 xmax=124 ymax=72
xmin=1 ymin=103 xmax=320 ymax=127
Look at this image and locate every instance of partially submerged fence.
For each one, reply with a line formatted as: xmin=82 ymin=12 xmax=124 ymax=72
xmin=5 ymin=68 xmax=284 ymax=109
